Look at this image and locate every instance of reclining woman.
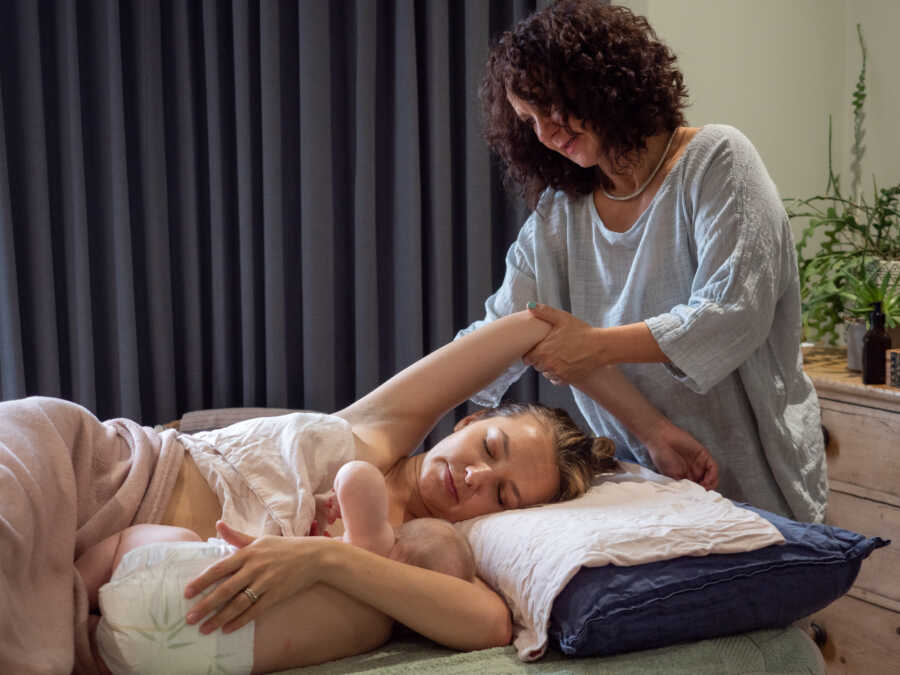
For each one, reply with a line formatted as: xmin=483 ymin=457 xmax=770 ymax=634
xmin=0 ymin=311 xmax=717 ymax=674
xmin=78 ymin=460 xmax=479 ymax=674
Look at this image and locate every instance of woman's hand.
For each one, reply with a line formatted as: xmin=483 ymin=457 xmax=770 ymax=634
xmin=643 ymin=421 xmax=719 ymax=490
xmin=184 ymin=521 xmax=334 ymax=634
xmin=523 ymin=304 xmax=603 ymax=385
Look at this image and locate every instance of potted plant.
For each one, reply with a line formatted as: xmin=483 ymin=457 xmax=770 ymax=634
xmin=785 ymin=25 xmax=900 ymax=349
xmin=839 ymin=262 xmax=900 ymax=370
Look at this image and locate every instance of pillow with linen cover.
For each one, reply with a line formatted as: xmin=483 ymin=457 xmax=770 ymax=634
xmin=455 ymin=462 xmax=888 ymax=660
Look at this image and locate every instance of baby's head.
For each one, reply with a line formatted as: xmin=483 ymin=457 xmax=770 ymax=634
xmin=389 ymin=518 xmax=476 ymax=582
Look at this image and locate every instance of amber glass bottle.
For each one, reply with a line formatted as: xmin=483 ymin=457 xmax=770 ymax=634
xmin=862 ymin=302 xmax=892 ymax=385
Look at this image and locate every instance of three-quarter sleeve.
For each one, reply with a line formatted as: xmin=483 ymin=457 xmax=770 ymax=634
xmin=645 ymin=132 xmax=791 ymax=394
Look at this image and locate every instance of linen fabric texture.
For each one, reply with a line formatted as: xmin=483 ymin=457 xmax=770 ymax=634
xmin=457 ymin=124 xmax=827 ymax=524
xmin=179 ymin=412 xmax=356 ymax=537
xmin=550 ymin=503 xmax=888 ymax=657
xmin=96 ymin=539 xmax=254 ymax=675
xmin=455 ymin=462 xmax=785 ymax=661
xmin=0 ymin=396 xmax=183 ymax=675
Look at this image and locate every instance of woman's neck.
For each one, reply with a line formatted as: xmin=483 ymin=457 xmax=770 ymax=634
xmin=384 ymin=454 xmax=428 ymax=524
xmin=603 ymin=129 xmax=677 ymax=197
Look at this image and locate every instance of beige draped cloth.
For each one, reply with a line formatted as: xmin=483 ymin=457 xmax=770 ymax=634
xmin=0 ymin=397 xmax=184 ymax=675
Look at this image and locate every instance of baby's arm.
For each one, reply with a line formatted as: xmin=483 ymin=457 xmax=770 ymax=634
xmin=333 ymin=461 xmax=395 ymax=557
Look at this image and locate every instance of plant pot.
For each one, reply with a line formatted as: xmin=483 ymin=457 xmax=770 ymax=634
xmin=845 ymin=321 xmax=867 ymax=371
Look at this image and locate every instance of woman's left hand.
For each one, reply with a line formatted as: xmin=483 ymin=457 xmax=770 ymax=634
xmin=184 ymin=520 xmax=333 ymax=634
xmin=524 ymin=304 xmax=602 ymax=385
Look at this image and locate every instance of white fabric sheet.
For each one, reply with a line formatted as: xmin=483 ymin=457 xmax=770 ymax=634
xmin=179 ymin=412 xmax=356 ymax=537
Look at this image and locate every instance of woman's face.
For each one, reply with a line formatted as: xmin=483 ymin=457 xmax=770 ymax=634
xmin=417 ymin=412 xmax=560 ymax=522
xmin=506 ymin=91 xmax=604 ymax=169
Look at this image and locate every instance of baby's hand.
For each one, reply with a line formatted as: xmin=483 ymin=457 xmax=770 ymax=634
xmin=310 ymin=490 xmax=340 ymax=536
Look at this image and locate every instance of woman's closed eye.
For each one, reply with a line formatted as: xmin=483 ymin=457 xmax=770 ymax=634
xmin=482 ymin=436 xmax=494 ymax=459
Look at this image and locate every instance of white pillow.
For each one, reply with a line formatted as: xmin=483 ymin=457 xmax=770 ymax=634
xmin=455 ymin=462 xmax=784 ymax=661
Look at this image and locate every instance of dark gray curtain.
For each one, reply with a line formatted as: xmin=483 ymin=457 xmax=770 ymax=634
xmin=0 ymin=0 xmax=579 ymax=437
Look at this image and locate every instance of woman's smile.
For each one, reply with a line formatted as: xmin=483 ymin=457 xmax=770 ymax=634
xmin=444 ymin=462 xmax=459 ymax=502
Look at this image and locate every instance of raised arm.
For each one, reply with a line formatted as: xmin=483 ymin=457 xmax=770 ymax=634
xmin=336 ymin=311 xmax=551 ymax=468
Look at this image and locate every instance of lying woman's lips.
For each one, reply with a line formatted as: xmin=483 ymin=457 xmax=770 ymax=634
xmin=444 ymin=463 xmax=459 ymax=502
xmin=563 ymin=134 xmax=578 ymax=154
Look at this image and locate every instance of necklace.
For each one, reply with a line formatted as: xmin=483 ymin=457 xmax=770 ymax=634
xmin=601 ymin=128 xmax=678 ymax=202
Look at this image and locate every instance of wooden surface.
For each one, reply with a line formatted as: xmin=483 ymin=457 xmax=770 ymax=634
xmin=803 ymin=347 xmax=900 ymax=675
xmin=811 ymin=596 xmax=900 ymax=675
xmin=803 ymin=347 xmax=900 ymax=407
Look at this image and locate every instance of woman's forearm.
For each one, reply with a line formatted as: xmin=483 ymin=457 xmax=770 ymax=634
xmin=593 ymin=321 xmax=668 ymax=364
xmin=320 ymin=541 xmax=511 ymax=650
xmin=574 ymin=365 xmax=668 ymax=445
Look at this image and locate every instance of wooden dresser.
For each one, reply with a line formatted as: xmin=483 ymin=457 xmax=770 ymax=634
xmin=803 ymin=347 xmax=900 ymax=674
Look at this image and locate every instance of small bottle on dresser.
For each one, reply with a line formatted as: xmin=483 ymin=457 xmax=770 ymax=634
xmin=862 ymin=301 xmax=892 ymax=385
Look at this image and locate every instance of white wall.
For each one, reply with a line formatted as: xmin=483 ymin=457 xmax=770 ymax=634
xmin=617 ymin=0 xmax=900 ymax=242
xmin=842 ymin=0 xmax=900 ymax=196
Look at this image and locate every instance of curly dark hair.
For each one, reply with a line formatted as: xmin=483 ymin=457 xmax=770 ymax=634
xmin=480 ymin=0 xmax=689 ymax=207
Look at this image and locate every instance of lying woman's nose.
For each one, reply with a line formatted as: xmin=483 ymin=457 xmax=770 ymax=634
xmin=465 ymin=462 xmax=492 ymax=486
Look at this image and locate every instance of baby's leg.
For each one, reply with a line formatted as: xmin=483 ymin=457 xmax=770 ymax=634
xmin=76 ymin=524 xmax=201 ymax=611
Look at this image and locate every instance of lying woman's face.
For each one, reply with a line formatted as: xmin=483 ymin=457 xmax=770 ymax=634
xmin=417 ymin=412 xmax=560 ymax=522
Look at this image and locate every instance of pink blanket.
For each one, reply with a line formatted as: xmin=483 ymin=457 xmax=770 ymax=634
xmin=0 ymin=397 xmax=184 ymax=675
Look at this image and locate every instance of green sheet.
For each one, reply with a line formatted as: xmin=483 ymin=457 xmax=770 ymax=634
xmin=285 ymin=626 xmax=824 ymax=675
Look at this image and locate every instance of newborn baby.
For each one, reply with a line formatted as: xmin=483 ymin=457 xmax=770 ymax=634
xmin=77 ymin=460 xmax=475 ymax=675
xmin=317 ymin=459 xmax=476 ymax=581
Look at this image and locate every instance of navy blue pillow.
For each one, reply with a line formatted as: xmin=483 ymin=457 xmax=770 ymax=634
xmin=549 ymin=503 xmax=889 ymax=657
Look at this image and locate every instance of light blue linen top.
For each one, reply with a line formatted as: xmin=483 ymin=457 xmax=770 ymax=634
xmin=458 ymin=125 xmax=827 ymax=523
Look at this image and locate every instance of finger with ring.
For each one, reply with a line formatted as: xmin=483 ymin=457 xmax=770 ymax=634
xmin=243 ymin=587 xmax=260 ymax=603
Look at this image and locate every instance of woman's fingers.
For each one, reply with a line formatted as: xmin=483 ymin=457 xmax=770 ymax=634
xmin=701 ymin=456 xmax=720 ymax=490
xmin=527 ymin=302 xmax=564 ymax=325
xmin=184 ymin=548 xmax=246 ymax=600
xmin=187 ymin=564 xmax=254 ymax=626
xmin=199 ymin=578 xmax=266 ymax=634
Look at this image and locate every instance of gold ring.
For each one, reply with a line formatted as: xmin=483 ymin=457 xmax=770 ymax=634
xmin=243 ymin=587 xmax=260 ymax=603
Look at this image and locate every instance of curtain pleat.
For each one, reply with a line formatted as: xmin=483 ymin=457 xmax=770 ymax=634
xmin=351 ymin=0 xmax=381 ymax=400
xmin=10 ymin=1 xmax=62 ymax=399
xmin=0 ymin=0 xmax=591 ymax=431
xmin=298 ymin=0 xmax=338 ymax=413
xmin=0 ymin=70 xmax=26 ymax=398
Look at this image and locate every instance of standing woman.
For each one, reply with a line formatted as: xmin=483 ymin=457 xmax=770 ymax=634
xmin=461 ymin=0 xmax=827 ymax=522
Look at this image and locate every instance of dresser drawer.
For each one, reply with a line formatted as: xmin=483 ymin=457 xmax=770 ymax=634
xmin=819 ymin=398 xmax=900 ymax=500
xmin=826 ymin=491 xmax=899 ymax=606
xmin=809 ymin=594 xmax=900 ymax=675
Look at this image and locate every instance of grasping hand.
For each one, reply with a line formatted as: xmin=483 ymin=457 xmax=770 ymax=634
xmin=643 ymin=421 xmax=719 ymax=490
xmin=310 ymin=489 xmax=340 ymax=536
xmin=523 ymin=303 xmax=603 ymax=385
xmin=184 ymin=520 xmax=334 ymax=634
